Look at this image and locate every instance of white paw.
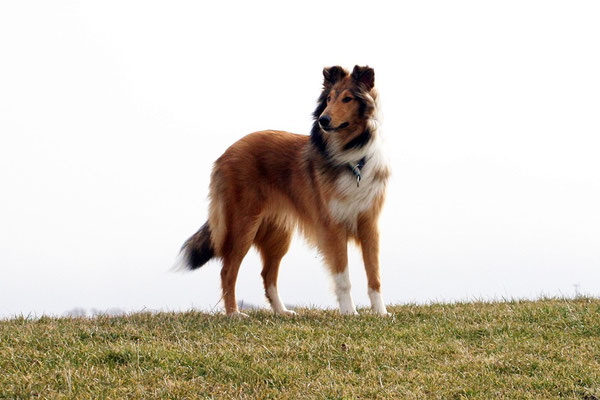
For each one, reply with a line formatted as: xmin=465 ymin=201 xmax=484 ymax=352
xmin=368 ymin=289 xmax=388 ymax=316
xmin=372 ymin=306 xmax=389 ymax=316
xmin=228 ymin=311 xmax=249 ymax=318
xmin=276 ymin=310 xmax=297 ymax=317
xmin=337 ymin=290 xmax=357 ymax=316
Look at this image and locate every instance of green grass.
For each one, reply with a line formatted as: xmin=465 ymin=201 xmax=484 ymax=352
xmin=1 ymin=298 xmax=600 ymax=399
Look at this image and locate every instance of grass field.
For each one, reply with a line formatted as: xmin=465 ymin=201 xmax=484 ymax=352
xmin=1 ymin=298 xmax=599 ymax=399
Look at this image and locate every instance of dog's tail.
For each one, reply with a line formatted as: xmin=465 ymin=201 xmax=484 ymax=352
xmin=173 ymin=222 xmax=216 ymax=271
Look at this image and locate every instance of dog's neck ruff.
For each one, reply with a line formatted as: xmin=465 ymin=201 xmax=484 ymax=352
xmin=309 ymin=124 xmax=377 ymax=182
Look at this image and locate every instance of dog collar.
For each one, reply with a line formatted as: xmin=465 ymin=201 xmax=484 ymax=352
xmin=347 ymin=156 xmax=367 ymax=187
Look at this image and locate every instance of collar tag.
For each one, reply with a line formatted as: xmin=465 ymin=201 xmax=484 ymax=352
xmin=348 ymin=156 xmax=367 ymax=188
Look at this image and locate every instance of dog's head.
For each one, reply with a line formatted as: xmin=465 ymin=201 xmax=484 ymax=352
xmin=311 ymin=65 xmax=378 ymax=161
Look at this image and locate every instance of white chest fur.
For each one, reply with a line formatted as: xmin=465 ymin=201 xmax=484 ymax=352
xmin=327 ymin=145 xmax=388 ymax=232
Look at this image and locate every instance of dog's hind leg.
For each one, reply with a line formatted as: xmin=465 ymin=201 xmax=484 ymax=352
xmin=220 ymin=215 xmax=261 ymax=317
xmin=254 ymin=220 xmax=295 ymax=316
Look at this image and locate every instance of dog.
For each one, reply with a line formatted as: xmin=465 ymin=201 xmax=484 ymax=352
xmin=175 ymin=65 xmax=389 ymax=317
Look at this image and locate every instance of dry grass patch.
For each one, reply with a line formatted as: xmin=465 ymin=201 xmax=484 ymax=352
xmin=1 ymin=298 xmax=599 ymax=399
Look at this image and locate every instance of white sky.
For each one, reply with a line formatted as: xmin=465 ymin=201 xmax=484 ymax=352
xmin=1 ymin=1 xmax=599 ymax=318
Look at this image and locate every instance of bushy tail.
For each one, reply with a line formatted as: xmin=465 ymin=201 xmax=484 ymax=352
xmin=176 ymin=222 xmax=216 ymax=270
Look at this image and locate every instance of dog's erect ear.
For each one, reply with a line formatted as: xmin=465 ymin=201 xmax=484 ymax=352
xmin=351 ymin=65 xmax=375 ymax=90
xmin=323 ymin=66 xmax=347 ymax=86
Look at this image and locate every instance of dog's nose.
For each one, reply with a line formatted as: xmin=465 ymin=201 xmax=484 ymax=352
xmin=319 ymin=115 xmax=331 ymax=128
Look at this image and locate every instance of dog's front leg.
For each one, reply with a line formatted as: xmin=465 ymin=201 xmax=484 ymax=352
xmin=357 ymin=216 xmax=388 ymax=315
xmin=333 ymin=266 xmax=358 ymax=315
xmin=319 ymin=228 xmax=358 ymax=315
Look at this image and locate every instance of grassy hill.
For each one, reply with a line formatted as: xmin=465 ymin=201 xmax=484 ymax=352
xmin=1 ymin=298 xmax=599 ymax=399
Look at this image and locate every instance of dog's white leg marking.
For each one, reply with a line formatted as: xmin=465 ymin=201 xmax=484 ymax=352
xmin=267 ymin=285 xmax=296 ymax=316
xmin=228 ymin=311 xmax=249 ymax=318
xmin=368 ymin=287 xmax=388 ymax=315
xmin=334 ymin=268 xmax=358 ymax=315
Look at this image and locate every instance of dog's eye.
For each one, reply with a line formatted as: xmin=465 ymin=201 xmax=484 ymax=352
xmin=342 ymin=97 xmax=353 ymax=103
xmin=327 ymin=96 xmax=331 ymax=102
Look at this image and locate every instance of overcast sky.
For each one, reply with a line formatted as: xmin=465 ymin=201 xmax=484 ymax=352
xmin=1 ymin=1 xmax=599 ymax=318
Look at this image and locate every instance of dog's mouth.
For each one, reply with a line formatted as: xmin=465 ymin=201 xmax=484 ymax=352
xmin=321 ymin=122 xmax=350 ymax=131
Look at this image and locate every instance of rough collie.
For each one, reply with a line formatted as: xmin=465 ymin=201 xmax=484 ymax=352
xmin=176 ymin=65 xmax=389 ymax=317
